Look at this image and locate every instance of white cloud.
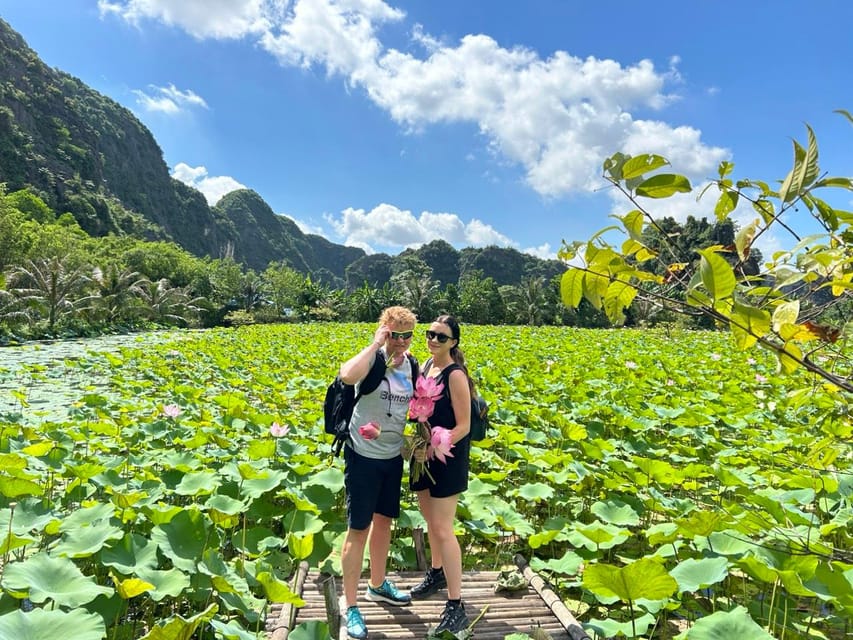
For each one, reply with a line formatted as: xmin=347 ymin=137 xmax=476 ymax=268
xmin=98 ymin=0 xmax=273 ymax=39
xmin=98 ymin=0 xmax=797 ymax=272
xmin=133 ymin=83 xmax=208 ymax=114
xmin=171 ymin=162 xmax=246 ymax=205
xmin=284 ymin=214 xmax=325 ymax=236
xmin=523 ymin=243 xmax=556 ymax=260
xmin=107 ymin=0 xmax=729 ymax=226
xmin=326 ymin=202 xmax=513 ymax=253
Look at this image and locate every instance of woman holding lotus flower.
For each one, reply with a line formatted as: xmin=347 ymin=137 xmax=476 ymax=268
xmin=408 ymin=314 xmax=473 ymax=634
xmin=338 ymin=306 xmax=419 ymax=640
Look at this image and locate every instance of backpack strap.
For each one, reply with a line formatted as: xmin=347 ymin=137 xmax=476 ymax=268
xmin=358 ymin=351 xmax=387 ymax=397
xmin=407 ymin=353 xmax=419 ymax=387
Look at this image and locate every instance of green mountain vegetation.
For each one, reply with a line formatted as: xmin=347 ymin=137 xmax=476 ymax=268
xmin=0 ymin=17 xmax=786 ymax=343
xmin=0 ymin=17 xmax=567 ymax=289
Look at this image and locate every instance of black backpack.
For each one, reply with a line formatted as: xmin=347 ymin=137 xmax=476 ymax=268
xmin=323 ymin=352 xmax=419 ymax=456
xmin=423 ymin=358 xmax=490 ymax=441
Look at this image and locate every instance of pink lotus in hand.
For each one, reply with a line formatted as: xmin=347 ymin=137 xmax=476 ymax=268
xmin=358 ymin=421 xmax=382 ymax=440
xmin=428 ymin=426 xmax=455 ymax=463
xmin=409 ymin=396 xmax=437 ymax=422
xmin=270 ymin=422 xmax=290 ymax=437
xmin=416 ymin=376 xmax=444 ymax=401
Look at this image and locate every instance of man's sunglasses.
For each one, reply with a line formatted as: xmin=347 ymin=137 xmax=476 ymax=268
xmin=425 ymin=330 xmax=452 ymax=343
xmin=390 ymin=331 xmax=413 ymax=340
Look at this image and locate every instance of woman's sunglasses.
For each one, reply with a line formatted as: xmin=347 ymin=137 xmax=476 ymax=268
xmin=390 ymin=331 xmax=413 ymax=340
xmin=425 ymin=330 xmax=452 ymax=343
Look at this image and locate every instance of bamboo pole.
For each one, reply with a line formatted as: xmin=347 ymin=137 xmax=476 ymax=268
xmin=321 ymin=574 xmax=341 ymax=634
xmin=270 ymin=560 xmax=310 ymax=640
xmin=514 ymin=554 xmax=592 ymax=640
xmin=413 ymin=526 xmax=427 ymax=570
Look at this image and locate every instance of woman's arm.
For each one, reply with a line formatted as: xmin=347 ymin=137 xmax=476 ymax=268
xmin=340 ymin=325 xmax=389 ymax=384
xmin=447 ymin=368 xmax=471 ymax=443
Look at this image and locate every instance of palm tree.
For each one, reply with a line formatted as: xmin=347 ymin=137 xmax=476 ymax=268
xmin=87 ymin=264 xmax=148 ymax=324
xmin=349 ymin=281 xmax=383 ymax=322
xmin=137 ymin=278 xmax=204 ymax=327
xmin=0 ymin=288 xmax=29 ymax=330
xmin=8 ymin=257 xmax=92 ymax=333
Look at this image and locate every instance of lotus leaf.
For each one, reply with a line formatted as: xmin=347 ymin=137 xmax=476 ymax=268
xmin=583 ymin=557 xmax=678 ymax=603
xmin=139 ymin=602 xmax=217 ymax=640
xmin=51 ymin=519 xmax=123 ymax=557
xmin=675 ymin=605 xmax=774 ymax=640
xmin=591 ymin=499 xmax=641 ymax=526
xmin=209 ymin=618 xmax=263 ymax=640
xmin=515 ymin=482 xmax=555 ymax=502
xmin=1 ymin=553 xmax=112 ymax=607
xmin=670 ymin=557 xmax=730 ymax=593
xmin=151 ymin=508 xmax=216 ymax=572
xmin=289 ymin=620 xmax=334 ymax=640
xmin=135 ymin=567 xmax=191 ymax=602
xmin=175 ymin=470 xmax=220 ymax=496
xmin=0 ymin=607 xmax=105 ymax=640
xmin=585 ymin=612 xmax=655 ymax=638
xmin=568 ymin=521 xmax=631 ymax=551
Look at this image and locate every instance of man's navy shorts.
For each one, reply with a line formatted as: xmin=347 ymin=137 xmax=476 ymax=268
xmin=344 ymin=445 xmax=404 ymax=530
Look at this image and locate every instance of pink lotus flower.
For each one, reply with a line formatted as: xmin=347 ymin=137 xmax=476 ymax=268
xmin=428 ymin=426 xmax=455 ymax=463
xmin=270 ymin=422 xmax=290 ymax=437
xmin=409 ymin=396 xmax=436 ymax=422
xmin=163 ymin=404 xmax=181 ymax=418
xmin=416 ymin=376 xmax=444 ymax=401
xmin=358 ymin=421 xmax=381 ymax=440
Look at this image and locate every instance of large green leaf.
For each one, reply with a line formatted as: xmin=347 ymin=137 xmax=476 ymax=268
xmin=591 ymin=499 xmax=640 ymax=526
xmin=567 ymin=521 xmax=631 ymax=551
xmin=676 ymin=605 xmax=774 ymax=640
xmin=289 ymin=620 xmax=334 ymax=640
xmin=621 ymin=154 xmax=670 ymax=180
xmin=560 ymin=268 xmax=584 ymax=308
xmin=1 ymin=553 xmax=112 ymax=607
xmin=0 ymin=608 xmax=105 ymax=640
xmin=51 ymin=519 xmax=123 ymax=558
xmin=151 ymin=508 xmax=215 ymax=573
xmin=635 ymin=173 xmax=692 ymax=198
xmin=135 ymin=567 xmax=191 ymax=602
xmin=670 ymin=556 xmax=730 ymax=593
xmin=175 ymin=471 xmax=220 ymax=496
xmin=585 ymin=612 xmax=655 ymax=639
xmin=583 ymin=557 xmax=678 ymax=603
xmin=515 ymin=482 xmax=554 ymax=502
xmin=730 ymin=302 xmax=771 ymax=350
xmin=697 ymin=249 xmax=736 ymax=300
xmin=139 ymin=603 xmax=217 ymax=640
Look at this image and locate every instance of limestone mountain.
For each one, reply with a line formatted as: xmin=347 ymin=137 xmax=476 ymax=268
xmin=0 ymin=17 xmax=564 ymax=289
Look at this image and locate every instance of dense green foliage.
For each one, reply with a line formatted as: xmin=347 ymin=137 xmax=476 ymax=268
xmin=561 ymin=120 xmax=853 ymax=392
xmin=0 ymin=324 xmax=849 ymax=639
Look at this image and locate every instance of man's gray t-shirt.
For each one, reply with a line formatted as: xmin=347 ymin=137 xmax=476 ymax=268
xmin=347 ymin=352 xmax=415 ymax=459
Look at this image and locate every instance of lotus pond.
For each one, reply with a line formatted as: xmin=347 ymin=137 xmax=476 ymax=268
xmin=0 ymin=324 xmax=850 ymax=640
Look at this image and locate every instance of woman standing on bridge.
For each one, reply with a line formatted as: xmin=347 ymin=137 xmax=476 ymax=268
xmin=409 ymin=314 xmax=473 ymax=634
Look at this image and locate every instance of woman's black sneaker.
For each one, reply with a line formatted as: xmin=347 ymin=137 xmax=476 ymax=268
xmin=435 ymin=600 xmax=468 ymax=633
xmin=410 ymin=567 xmax=447 ymax=599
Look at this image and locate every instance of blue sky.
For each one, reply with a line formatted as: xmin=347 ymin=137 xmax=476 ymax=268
xmin=3 ymin=1 xmax=853 ymax=259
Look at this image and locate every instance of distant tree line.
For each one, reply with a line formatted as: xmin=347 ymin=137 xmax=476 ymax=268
xmin=0 ymin=185 xmax=753 ymax=342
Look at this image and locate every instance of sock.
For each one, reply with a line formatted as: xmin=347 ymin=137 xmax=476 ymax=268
xmin=447 ymin=598 xmax=461 ymax=606
xmin=430 ymin=566 xmax=443 ymax=575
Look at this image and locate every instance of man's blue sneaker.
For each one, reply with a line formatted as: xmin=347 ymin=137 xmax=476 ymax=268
xmin=346 ymin=606 xmax=368 ymax=640
xmin=366 ymin=579 xmax=412 ymax=606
